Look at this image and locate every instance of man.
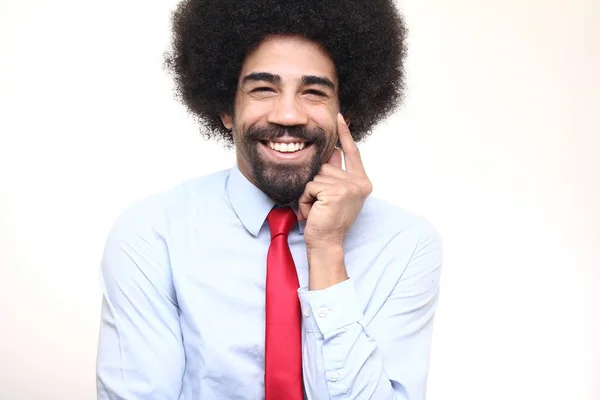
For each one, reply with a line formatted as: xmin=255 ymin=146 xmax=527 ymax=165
xmin=96 ymin=0 xmax=442 ymax=399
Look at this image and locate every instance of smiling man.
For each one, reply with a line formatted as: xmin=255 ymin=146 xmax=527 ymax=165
xmin=96 ymin=1 xmax=443 ymax=399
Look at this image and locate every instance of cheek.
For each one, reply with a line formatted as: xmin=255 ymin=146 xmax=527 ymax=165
xmin=319 ymin=128 xmax=339 ymax=161
xmin=236 ymin=96 xmax=272 ymax=121
xmin=315 ymin=116 xmax=338 ymax=151
xmin=232 ymin=97 xmax=256 ymax=131
xmin=324 ymin=118 xmax=339 ymax=147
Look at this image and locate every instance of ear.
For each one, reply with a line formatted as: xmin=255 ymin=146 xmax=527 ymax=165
xmin=220 ymin=112 xmax=233 ymax=130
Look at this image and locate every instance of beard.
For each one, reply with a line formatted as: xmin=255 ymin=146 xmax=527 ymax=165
xmin=236 ymin=123 xmax=330 ymax=205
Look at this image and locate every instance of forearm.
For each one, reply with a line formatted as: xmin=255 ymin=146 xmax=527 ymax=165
xmin=97 ymin=206 xmax=185 ymax=399
xmin=300 ymin=220 xmax=442 ymax=400
xmin=299 ymin=279 xmax=400 ymax=400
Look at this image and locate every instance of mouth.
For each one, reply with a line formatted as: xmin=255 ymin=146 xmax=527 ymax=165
xmin=258 ymin=139 xmax=315 ymax=161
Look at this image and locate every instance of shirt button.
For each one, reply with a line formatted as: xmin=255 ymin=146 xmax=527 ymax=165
xmin=302 ymin=307 xmax=311 ymax=317
xmin=326 ymin=371 xmax=340 ymax=382
xmin=317 ymin=307 xmax=328 ymax=318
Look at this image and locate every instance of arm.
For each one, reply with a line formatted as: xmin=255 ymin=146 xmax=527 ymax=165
xmin=301 ymin=222 xmax=442 ymax=399
xmin=96 ymin=204 xmax=185 ymax=400
xmin=298 ymin=114 xmax=441 ymax=399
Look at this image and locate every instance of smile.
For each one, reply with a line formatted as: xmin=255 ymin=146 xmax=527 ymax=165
xmin=258 ymin=140 xmax=314 ymax=161
xmin=266 ymin=141 xmax=306 ymax=153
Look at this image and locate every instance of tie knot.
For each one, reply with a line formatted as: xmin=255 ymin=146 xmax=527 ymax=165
xmin=267 ymin=207 xmax=297 ymax=239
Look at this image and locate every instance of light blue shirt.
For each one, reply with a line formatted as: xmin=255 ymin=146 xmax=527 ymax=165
xmin=96 ymin=165 xmax=443 ymax=400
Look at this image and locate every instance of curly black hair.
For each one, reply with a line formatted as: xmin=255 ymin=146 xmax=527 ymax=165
xmin=165 ymin=0 xmax=408 ymax=145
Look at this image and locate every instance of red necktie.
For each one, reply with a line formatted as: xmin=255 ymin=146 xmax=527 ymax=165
xmin=265 ymin=207 xmax=303 ymax=400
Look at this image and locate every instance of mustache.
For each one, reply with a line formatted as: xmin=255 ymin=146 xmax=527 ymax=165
xmin=245 ymin=124 xmax=327 ymax=145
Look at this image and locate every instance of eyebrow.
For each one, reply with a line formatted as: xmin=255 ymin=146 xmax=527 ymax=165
xmin=300 ymin=75 xmax=335 ymax=90
xmin=241 ymin=72 xmax=335 ymax=90
xmin=242 ymin=72 xmax=281 ymax=85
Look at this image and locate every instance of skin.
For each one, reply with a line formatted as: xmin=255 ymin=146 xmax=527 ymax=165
xmin=222 ymin=35 xmax=372 ymax=290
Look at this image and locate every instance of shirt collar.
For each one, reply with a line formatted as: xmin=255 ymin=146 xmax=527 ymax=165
xmin=226 ymin=164 xmax=306 ymax=237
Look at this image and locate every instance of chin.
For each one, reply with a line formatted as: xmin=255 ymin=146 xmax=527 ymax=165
xmin=253 ymin=160 xmax=320 ymax=205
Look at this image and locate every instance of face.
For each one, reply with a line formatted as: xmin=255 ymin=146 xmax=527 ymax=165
xmin=221 ymin=35 xmax=340 ymax=205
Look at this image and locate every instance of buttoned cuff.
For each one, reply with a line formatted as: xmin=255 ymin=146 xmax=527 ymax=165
xmin=297 ymin=278 xmax=364 ymax=335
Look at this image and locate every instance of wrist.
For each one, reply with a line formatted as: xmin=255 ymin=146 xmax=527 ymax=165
xmin=305 ymin=236 xmax=344 ymax=252
xmin=306 ymin=243 xmax=344 ymax=261
xmin=306 ymin=245 xmax=348 ymax=291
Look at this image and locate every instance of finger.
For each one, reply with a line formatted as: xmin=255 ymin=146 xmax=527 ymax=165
xmin=326 ymin=146 xmax=343 ymax=169
xmin=337 ymin=113 xmax=366 ymax=176
xmin=298 ymin=181 xmax=330 ymax=206
xmin=312 ymin=173 xmax=345 ymax=185
xmin=297 ymin=181 xmax=330 ymax=221
xmin=297 ymin=202 xmax=310 ymax=222
xmin=318 ymin=163 xmax=349 ymax=180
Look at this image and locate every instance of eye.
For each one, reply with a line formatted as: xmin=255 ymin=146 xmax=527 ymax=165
xmin=304 ymin=89 xmax=326 ymax=97
xmin=251 ymin=87 xmax=275 ymax=93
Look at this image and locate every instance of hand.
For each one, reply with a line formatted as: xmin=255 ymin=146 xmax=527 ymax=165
xmin=298 ymin=113 xmax=373 ymax=250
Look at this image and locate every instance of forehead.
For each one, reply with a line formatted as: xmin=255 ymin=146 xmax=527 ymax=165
xmin=240 ymin=35 xmax=337 ymax=84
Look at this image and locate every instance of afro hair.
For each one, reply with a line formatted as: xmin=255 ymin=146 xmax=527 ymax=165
xmin=165 ymin=0 xmax=408 ymax=145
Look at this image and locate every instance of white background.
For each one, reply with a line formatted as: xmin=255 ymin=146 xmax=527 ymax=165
xmin=1 ymin=0 xmax=598 ymax=399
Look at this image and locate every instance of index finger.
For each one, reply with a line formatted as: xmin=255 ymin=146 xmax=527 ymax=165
xmin=337 ymin=113 xmax=366 ymax=175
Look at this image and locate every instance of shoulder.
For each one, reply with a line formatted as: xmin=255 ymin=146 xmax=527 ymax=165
xmin=349 ymin=195 xmax=443 ymax=269
xmin=356 ymin=196 xmax=443 ymax=285
xmin=106 ymin=168 xmax=231 ymax=242
xmin=357 ymin=195 xmax=442 ymax=245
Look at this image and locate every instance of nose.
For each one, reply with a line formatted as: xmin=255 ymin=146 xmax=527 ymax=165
xmin=266 ymin=93 xmax=309 ymax=126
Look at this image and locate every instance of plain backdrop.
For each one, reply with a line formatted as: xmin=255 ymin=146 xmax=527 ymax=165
xmin=1 ymin=0 xmax=598 ymax=399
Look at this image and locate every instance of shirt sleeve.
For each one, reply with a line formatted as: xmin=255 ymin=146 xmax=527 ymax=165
xmin=298 ymin=222 xmax=443 ymax=400
xmin=96 ymin=204 xmax=185 ymax=400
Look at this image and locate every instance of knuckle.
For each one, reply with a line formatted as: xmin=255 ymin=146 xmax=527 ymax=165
xmin=360 ymin=179 xmax=372 ymax=194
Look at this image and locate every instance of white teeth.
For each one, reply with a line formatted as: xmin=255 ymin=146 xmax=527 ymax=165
xmin=267 ymin=141 xmax=306 ymax=153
